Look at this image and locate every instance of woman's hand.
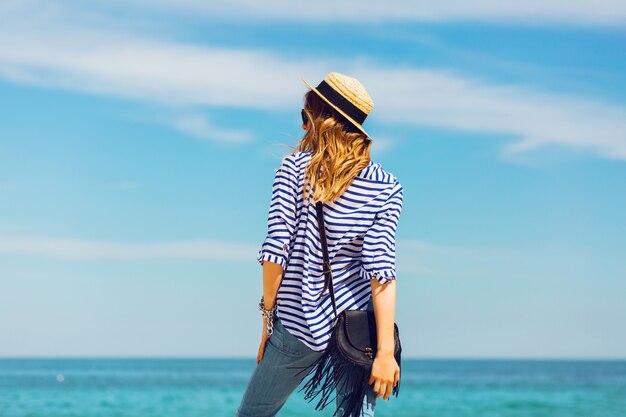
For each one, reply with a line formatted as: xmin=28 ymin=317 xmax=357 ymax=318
xmin=368 ymin=351 xmax=399 ymax=400
xmin=256 ymin=317 xmax=270 ymax=365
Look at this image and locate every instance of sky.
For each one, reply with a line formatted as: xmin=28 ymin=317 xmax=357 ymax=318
xmin=0 ymin=1 xmax=625 ymax=359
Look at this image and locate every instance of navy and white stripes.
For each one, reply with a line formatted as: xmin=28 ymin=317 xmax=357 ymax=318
xmin=257 ymin=151 xmax=404 ymax=352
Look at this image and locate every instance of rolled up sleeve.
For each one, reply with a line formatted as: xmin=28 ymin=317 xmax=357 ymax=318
xmin=257 ymin=156 xmax=299 ymax=270
xmin=359 ymin=180 xmax=404 ymax=285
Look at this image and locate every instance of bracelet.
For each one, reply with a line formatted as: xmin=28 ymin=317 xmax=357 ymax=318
xmin=258 ymin=295 xmax=278 ymax=337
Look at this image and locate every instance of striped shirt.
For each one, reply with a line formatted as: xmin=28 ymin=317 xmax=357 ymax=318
xmin=257 ymin=151 xmax=404 ymax=352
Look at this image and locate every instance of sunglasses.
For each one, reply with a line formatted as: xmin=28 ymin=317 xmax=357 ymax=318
xmin=301 ymin=109 xmax=308 ymax=125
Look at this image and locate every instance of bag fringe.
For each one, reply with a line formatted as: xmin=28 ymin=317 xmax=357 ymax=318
xmin=395 ymin=346 xmax=401 ymax=396
xmin=288 ymin=330 xmax=401 ymax=417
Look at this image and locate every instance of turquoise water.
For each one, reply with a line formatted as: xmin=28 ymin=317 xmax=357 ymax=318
xmin=1 ymin=359 xmax=625 ymax=417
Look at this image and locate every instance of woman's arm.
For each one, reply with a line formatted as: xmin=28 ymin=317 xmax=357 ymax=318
xmin=370 ymin=278 xmax=396 ymax=355
xmin=262 ymin=261 xmax=283 ymax=309
xmin=255 ymin=155 xmax=298 ymax=364
xmin=369 ymin=278 xmax=400 ymax=400
xmin=256 ymin=260 xmax=283 ymax=364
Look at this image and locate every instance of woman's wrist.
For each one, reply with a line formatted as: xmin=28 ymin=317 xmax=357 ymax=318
xmin=376 ymin=346 xmax=395 ymax=357
xmin=258 ymin=295 xmax=278 ymax=336
xmin=259 ymin=295 xmax=277 ymax=315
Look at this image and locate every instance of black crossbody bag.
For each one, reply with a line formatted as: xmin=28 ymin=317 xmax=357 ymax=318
xmin=287 ymin=201 xmax=402 ymax=417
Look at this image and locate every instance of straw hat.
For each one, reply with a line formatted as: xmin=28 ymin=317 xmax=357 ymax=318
xmin=302 ymin=72 xmax=374 ymax=138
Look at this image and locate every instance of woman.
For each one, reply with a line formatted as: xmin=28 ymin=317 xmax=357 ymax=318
xmin=236 ymin=72 xmax=404 ymax=417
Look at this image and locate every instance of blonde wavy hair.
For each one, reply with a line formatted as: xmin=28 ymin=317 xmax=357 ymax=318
xmin=286 ymin=90 xmax=373 ymax=204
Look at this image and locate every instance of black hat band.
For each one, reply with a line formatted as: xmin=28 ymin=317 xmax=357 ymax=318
xmin=316 ymin=80 xmax=368 ymax=125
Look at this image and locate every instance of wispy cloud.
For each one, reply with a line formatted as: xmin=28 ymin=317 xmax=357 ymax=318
xmin=0 ymin=236 xmax=255 ymax=261
xmin=0 ymin=235 xmax=522 ymax=273
xmin=398 ymin=239 xmax=527 ymax=277
xmin=170 ymin=113 xmax=253 ymax=143
xmin=361 ymin=67 xmax=626 ymax=161
xmin=0 ymin=235 xmax=587 ymax=286
xmin=397 ymin=239 xmax=623 ymax=290
xmin=1 ymin=2 xmax=625 ymax=160
xmin=92 ymin=0 xmax=626 ymax=27
xmin=0 ymin=34 xmax=316 ymax=109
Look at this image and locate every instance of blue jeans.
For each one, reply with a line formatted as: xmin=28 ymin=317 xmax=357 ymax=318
xmin=236 ymin=297 xmax=377 ymax=417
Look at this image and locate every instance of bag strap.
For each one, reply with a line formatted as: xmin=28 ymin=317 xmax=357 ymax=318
xmin=315 ymin=201 xmax=338 ymax=319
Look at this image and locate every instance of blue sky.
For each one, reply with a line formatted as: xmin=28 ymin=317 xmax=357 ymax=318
xmin=0 ymin=1 xmax=625 ymax=359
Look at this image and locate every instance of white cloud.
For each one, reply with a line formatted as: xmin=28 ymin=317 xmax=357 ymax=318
xmin=360 ymin=67 xmax=626 ymax=161
xmin=0 ymin=235 xmax=595 ymax=287
xmin=0 ymin=2 xmax=327 ymax=108
xmin=171 ymin=113 xmax=253 ymax=143
xmin=0 ymin=34 xmax=320 ymax=109
xmin=0 ymin=235 xmax=521 ymax=271
xmin=1 ymin=2 xmax=625 ymax=160
xmin=396 ymin=238 xmax=621 ymax=289
xmin=0 ymin=236 xmax=256 ymax=261
xmin=397 ymin=239 xmax=527 ymax=277
xmin=92 ymin=0 xmax=626 ymax=27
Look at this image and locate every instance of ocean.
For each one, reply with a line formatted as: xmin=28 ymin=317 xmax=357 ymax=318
xmin=0 ymin=359 xmax=624 ymax=417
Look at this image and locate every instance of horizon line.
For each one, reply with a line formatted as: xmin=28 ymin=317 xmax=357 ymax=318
xmin=1 ymin=356 xmax=625 ymax=361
